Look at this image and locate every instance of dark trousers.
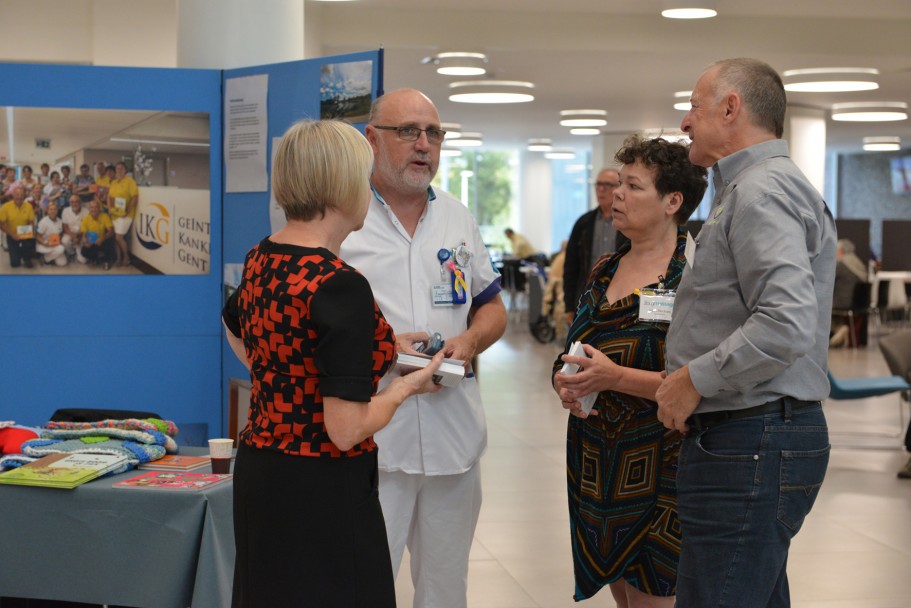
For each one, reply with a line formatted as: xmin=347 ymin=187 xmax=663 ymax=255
xmin=7 ymin=237 xmax=36 ymax=267
xmin=675 ymin=404 xmax=829 ymax=607
xmin=82 ymin=238 xmax=115 ymax=265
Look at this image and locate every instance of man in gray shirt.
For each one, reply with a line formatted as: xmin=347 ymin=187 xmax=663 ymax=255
xmin=656 ymin=58 xmax=836 ymax=607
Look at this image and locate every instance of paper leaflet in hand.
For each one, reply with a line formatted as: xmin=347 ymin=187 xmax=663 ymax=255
xmin=559 ymin=341 xmax=598 ymax=415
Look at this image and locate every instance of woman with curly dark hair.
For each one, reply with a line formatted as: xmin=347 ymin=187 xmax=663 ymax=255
xmin=553 ymin=136 xmax=707 ymax=608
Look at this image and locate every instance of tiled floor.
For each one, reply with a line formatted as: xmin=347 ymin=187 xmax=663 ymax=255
xmin=395 ymin=322 xmax=911 ymax=607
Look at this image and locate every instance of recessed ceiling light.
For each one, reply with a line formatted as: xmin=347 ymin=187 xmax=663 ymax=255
xmin=783 ymin=68 xmax=879 ymax=93
xmin=862 ymin=136 xmax=901 ymax=151
xmin=831 ymin=102 xmax=908 ymax=122
xmin=422 ymin=52 xmax=488 ymax=77
xmin=445 ymin=132 xmax=483 ymax=147
xmin=661 ymin=0 xmax=717 ymax=19
xmin=559 ymin=110 xmax=607 ymax=127
xmin=449 ymin=81 xmax=535 ymax=104
xmin=527 ymin=138 xmax=553 ymax=152
xmin=545 ymin=148 xmax=576 ymax=160
xmin=570 ymin=128 xmax=600 ymax=136
xmin=441 ymin=122 xmax=462 ymax=139
xmin=440 ymin=148 xmax=463 ymax=157
xmin=673 ymin=91 xmax=692 ymax=111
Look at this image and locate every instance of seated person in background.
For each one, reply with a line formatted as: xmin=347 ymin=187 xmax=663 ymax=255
xmin=62 ymin=194 xmax=89 ymax=264
xmin=504 ymin=227 xmax=538 ymax=259
xmin=80 ymin=199 xmax=115 ymax=270
xmin=830 ymin=238 xmax=867 ymax=347
xmin=36 ymin=201 xmax=67 ymax=266
xmin=543 ymin=240 xmax=568 ymax=342
xmin=0 ymin=186 xmax=37 ymax=268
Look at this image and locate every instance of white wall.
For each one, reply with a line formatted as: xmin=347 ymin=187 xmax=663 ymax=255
xmin=518 ymin=150 xmax=553 ymax=253
xmin=93 ymin=0 xmax=177 ymax=67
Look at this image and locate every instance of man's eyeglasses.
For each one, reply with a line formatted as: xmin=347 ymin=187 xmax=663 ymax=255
xmin=373 ymin=125 xmax=447 ymax=144
xmin=595 ymin=181 xmax=620 ymax=189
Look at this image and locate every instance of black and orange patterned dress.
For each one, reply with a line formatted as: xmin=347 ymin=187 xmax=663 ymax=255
xmin=554 ymin=227 xmax=686 ymax=601
xmin=223 ymin=239 xmax=397 ymax=608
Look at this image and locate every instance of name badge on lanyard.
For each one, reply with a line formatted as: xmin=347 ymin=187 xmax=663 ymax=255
xmin=638 ymin=288 xmax=676 ymax=322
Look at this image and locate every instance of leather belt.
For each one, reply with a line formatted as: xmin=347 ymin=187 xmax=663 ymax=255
xmin=687 ymin=397 xmax=819 ymax=432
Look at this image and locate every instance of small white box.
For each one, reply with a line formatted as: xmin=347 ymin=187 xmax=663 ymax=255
xmin=559 ymin=341 xmax=598 ymax=415
xmin=394 ymin=353 xmax=466 ymax=388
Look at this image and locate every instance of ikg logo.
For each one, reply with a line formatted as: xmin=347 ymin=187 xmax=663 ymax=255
xmin=136 ymin=202 xmax=171 ymax=250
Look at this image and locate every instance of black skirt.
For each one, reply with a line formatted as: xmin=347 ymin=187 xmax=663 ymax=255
xmin=232 ymin=442 xmax=395 ymax=608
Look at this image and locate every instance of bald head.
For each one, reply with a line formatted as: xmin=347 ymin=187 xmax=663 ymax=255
xmin=366 ymin=88 xmax=443 ymax=198
xmin=368 ymin=88 xmax=439 ymax=125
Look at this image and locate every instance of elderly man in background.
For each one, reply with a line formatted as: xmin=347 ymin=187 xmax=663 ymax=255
xmin=562 ymin=167 xmax=627 ymax=323
xmin=656 ymin=58 xmax=835 ymax=608
xmin=341 ymin=88 xmax=507 ymax=608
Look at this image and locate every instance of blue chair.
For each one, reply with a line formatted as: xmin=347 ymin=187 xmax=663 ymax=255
xmin=827 ymin=370 xmax=910 ymax=444
xmin=828 ymin=371 xmax=910 ymax=400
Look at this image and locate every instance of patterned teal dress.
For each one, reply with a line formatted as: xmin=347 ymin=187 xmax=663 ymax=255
xmin=555 ymin=227 xmax=686 ymax=601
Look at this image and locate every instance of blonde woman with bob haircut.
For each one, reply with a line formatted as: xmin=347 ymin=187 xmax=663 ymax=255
xmin=223 ymin=119 xmax=444 ymax=608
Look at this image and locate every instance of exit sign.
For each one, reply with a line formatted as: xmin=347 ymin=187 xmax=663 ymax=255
xmin=35 ymin=139 xmax=51 ymax=149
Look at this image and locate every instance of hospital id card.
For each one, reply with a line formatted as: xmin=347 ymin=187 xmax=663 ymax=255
xmin=638 ymin=289 xmax=676 ymax=322
xmin=432 ymin=283 xmax=454 ymax=306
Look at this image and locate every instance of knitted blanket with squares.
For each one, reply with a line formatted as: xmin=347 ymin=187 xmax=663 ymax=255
xmin=18 ymin=418 xmax=180 ymax=474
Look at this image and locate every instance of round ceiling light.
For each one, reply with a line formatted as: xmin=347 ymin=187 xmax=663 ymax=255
xmin=661 ymin=0 xmax=717 ymax=19
xmin=570 ymin=128 xmax=600 ymax=136
xmin=545 ymin=148 xmax=576 ymax=160
xmin=862 ymin=136 xmax=901 ymax=151
xmin=673 ymin=91 xmax=692 ymax=111
xmin=445 ymin=132 xmax=483 ymax=147
xmin=423 ymin=52 xmax=489 ymax=77
xmin=559 ymin=109 xmax=607 ymax=127
xmin=440 ymin=148 xmax=464 ymax=157
xmin=449 ymin=81 xmax=535 ymax=104
xmin=441 ymin=122 xmax=462 ymax=139
xmin=783 ymin=68 xmax=879 ymax=93
xmin=831 ymin=102 xmax=908 ymax=122
xmin=527 ymin=138 xmax=553 ymax=152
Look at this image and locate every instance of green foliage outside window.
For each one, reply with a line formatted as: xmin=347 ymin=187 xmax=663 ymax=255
xmin=434 ymin=150 xmax=514 ymax=229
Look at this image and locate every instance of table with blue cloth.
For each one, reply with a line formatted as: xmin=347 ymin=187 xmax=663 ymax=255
xmin=0 ymin=447 xmax=234 ymax=608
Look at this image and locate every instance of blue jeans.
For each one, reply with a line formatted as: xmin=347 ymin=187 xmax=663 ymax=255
xmin=675 ymin=403 xmax=829 ymax=608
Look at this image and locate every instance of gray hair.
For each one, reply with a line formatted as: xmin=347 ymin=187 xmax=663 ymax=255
xmin=712 ymin=58 xmax=786 ymax=138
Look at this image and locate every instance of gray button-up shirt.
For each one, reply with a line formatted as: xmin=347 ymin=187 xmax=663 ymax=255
xmin=665 ymin=139 xmax=836 ymax=414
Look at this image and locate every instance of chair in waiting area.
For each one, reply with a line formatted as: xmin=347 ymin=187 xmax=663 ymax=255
xmin=831 ymin=281 xmax=872 ymax=348
xmin=879 ymin=330 xmax=911 ymax=386
xmin=827 ymin=369 xmax=910 ymax=444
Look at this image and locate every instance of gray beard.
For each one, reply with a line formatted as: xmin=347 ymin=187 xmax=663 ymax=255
xmin=375 ymin=146 xmax=435 ymax=195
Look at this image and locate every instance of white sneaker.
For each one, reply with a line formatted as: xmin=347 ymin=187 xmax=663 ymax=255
xmin=76 ymin=253 xmax=87 ymax=264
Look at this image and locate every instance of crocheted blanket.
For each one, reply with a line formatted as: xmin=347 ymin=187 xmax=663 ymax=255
xmin=43 ymin=419 xmax=179 ymax=453
xmin=16 ymin=418 xmax=179 ymax=474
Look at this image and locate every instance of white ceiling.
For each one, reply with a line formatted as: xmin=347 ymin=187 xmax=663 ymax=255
xmin=313 ymin=0 xmax=911 ymax=154
xmin=0 ymin=108 xmax=209 ymax=167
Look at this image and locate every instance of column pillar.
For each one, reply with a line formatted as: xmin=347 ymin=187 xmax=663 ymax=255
xmin=784 ymin=105 xmax=827 ymax=195
xmin=176 ymin=0 xmax=304 ymax=69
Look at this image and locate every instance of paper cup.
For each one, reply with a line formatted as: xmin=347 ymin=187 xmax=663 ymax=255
xmin=208 ymin=438 xmax=234 ymax=474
